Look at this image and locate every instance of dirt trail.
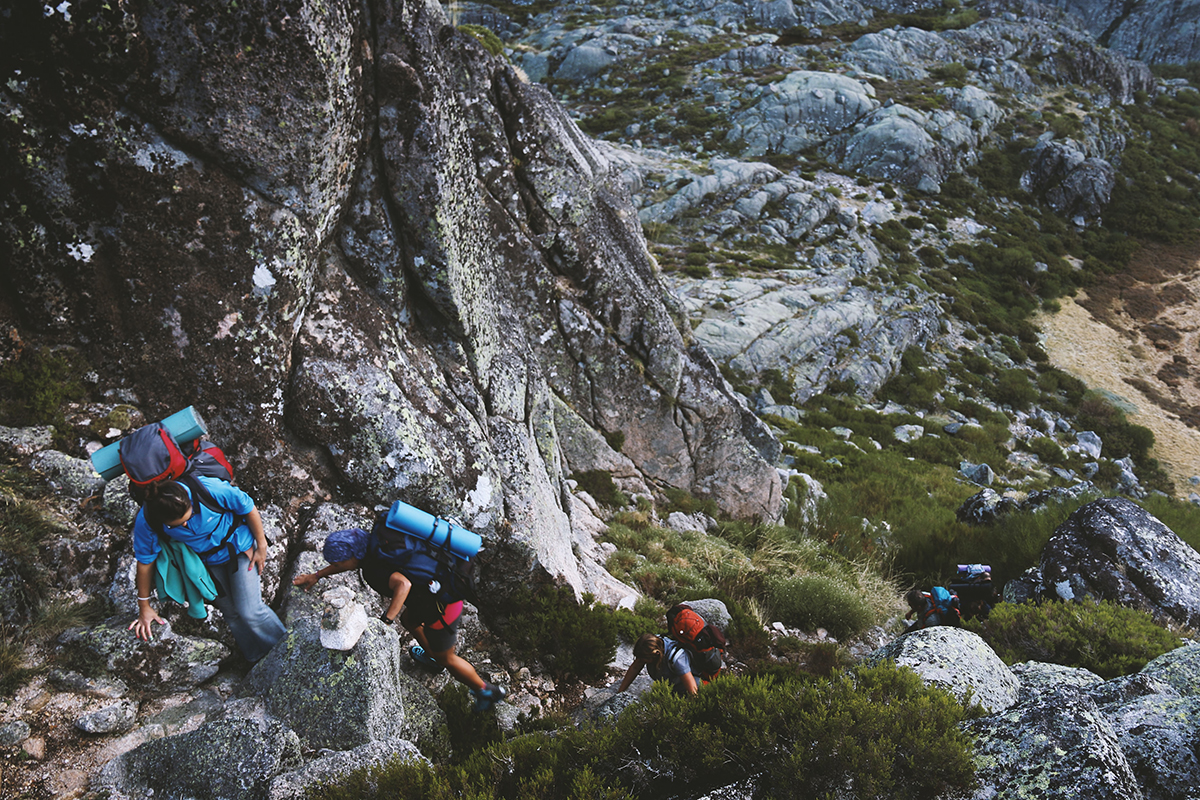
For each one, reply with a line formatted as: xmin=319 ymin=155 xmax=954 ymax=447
xmin=1036 ymin=242 xmax=1200 ymax=497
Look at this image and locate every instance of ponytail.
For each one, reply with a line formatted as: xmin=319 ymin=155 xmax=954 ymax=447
xmin=143 ymin=481 xmax=192 ymax=527
xmin=633 ymin=633 xmax=666 ymax=673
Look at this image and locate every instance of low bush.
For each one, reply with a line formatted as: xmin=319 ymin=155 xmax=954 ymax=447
xmin=0 ymin=346 xmax=86 ymax=429
xmin=457 ymin=24 xmax=504 ymax=56
xmin=1027 ymin=436 xmax=1065 ymax=465
xmin=572 ymin=470 xmax=628 ymax=508
xmin=971 ymin=599 xmax=1181 ymax=678
xmin=307 ymin=663 xmax=979 ymax=800
xmin=501 ymin=586 xmax=617 ymax=682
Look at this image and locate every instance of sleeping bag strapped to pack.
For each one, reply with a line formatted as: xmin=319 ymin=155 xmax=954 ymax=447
xmin=368 ymin=500 xmax=481 ymax=608
xmin=89 ymin=406 xmax=235 ymax=505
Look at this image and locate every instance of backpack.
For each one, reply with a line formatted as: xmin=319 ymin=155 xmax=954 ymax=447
xmin=118 ymin=422 xmax=243 ymax=556
xmin=927 ymin=586 xmax=962 ymax=627
xmin=667 ymin=604 xmax=727 ymax=652
xmin=368 ymin=511 xmax=479 ymax=608
xmin=118 ymin=422 xmax=235 ymax=505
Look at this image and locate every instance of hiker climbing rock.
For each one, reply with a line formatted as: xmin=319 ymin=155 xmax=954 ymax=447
xmin=616 ymin=633 xmax=705 ymax=696
xmin=129 ymin=479 xmax=287 ymax=663
xmin=905 ymin=586 xmax=962 ymax=632
xmin=666 ymin=603 xmax=726 ymax=683
xmin=293 ymin=502 xmax=507 ymax=712
xmin=106 ymin=409 xmax=287 ymax=664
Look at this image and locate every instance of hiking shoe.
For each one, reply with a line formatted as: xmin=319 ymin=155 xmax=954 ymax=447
xmin=471 ymin=683 xmax=507 ymax=712
xmin=409 ymin=645 xmax=442 ymax=670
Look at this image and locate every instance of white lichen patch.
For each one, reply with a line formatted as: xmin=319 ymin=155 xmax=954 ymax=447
xmin=66 ymin=241 xmax=95 ymax=262
xmin=253 ymin=264 xmax=277 ymax=294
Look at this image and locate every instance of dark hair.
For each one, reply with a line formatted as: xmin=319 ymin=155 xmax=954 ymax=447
xmin=143 ymin=481 xmax=192 ymax=527
xmin=905 ymin=589 xmax=925 ymax=610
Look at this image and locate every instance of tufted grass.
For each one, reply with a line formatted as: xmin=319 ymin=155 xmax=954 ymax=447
xmin=602 ymin=508 xmax=904 ymax=647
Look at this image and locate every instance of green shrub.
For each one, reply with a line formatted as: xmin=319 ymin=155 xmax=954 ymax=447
xmin=502 ymin=586 xmax=617 ymax=682
xmin=0 ymin=347 xmax=86 ymax=428
xmin=766 ymin=574 xmax=874 ymax=640
xmin=458 ymin=24 xmax=505 ymax=56
xmin=571 ymin=470 xmax=628 ymax=508
xmin=309 ymin=664 xmax=978 ymax=800
xmin=612 ymin=598 xmax=664 ymax=644
xmin=972 ymin=599 xmax=1181 ymax=678
xmin=1027 ymin=436 xmax=1065 ymax=465
xmin=438 ymin=683 xmax=503 ymax=763
xmin=989 ymin=368 xmax=1038 ymax=410
xmin=0 ymin=637 xmax=35 ymax=698
xmin=0 ymin=499 xmax=63 ymax=606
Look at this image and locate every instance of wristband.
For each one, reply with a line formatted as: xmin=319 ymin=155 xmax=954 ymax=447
xmin=379 ymin=613 xmax=395 ymax=625
xmin=137 ymin=596 xmax=152 ymax=601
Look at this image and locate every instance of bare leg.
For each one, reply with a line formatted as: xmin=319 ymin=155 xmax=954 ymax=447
xmin=429 ymin=645 xmax=486 ymax=691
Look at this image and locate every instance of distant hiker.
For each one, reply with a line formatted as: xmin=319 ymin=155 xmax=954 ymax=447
xmin=904 ymin=586 xmax=961 ymax=632
xmin=292 ymin=517 xmax=507 ymax=712
xmin=616 ymin=633 xmax=702 ymax=696
xmin=950 ymin=563 xmax=998 ymax=621
xmin=666 ymin=603 xmax=726 ymax=683
xmin=129 ymin=478 xmax=286 ymax=663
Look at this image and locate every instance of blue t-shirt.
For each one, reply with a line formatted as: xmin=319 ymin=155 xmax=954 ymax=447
xmin=649 ymin=638 xmax=699 ymax=694
xmin=133 ymin=477 xmax=256 ymax=566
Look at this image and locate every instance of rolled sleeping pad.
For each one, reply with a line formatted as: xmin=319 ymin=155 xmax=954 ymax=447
xmin=385 ymin=499 xmax=482 ymax=561
xmin=89 ymin=406 xmax=209 ymax=480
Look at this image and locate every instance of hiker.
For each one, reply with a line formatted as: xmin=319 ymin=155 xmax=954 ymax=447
xmin=904 ymin=589 xmax=939 ymax=631
xmin=904 ymin=587 xmax=961 ymax=632
xmin=950 ymin=564 xmax=998 ymax=621
xmin=129 ymin=478 xmax=287 ymax=663
xmin=615 ymin=633 xmax=701 ymax=696
xmin=292 ymin=523 xmax=507 ymax=711
xmin=666 ymin=603 xmax=726 ymax=684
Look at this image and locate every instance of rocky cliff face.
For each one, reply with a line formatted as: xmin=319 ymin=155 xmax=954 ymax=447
xmin=0 ymin=0 xmax=781 ymax=598
xmin=1046 ymin=0 xmax=1200 ymax=64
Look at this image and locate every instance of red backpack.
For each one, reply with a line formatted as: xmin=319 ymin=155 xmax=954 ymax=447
xmin=667 ymin=603 xmax=727 ymax=681
xmin=117 ymin=422 xmax=235 ymax=506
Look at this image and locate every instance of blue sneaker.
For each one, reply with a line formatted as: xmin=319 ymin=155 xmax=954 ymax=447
xmin=409 ymin=645 xmax=441 ymax=670
xmin=471 ymin=682 xmax=507 ymax=712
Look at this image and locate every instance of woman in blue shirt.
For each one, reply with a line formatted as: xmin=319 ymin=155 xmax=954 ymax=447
xmin=616 ymin=633 xmax=700 ymax=696
xmin=128 ymin=478 xmax=286 ymax=663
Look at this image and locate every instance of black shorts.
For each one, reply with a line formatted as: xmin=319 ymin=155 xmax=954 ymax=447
xmin=359 ymin=561 xmax=461 ymax=650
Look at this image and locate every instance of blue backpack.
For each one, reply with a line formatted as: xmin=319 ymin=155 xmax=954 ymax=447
xmin=367 ymin=512 xmax=478 ymax=606
xmin=928 ymin=586 xmax=962 ymax=627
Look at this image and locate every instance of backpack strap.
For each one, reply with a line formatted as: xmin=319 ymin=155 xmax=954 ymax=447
xmin=152 ymin=474 xmax=247 ymax=562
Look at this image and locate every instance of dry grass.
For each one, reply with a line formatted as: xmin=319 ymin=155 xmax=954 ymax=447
xmin=1037 ymin=285 xmax=1200 ymax=495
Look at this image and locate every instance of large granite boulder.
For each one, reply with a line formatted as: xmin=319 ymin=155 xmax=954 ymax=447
xmin=725 ymin=71 xmax=879 ymax=157
xmin=1038 ymin=498 xmax=1200 ymax=628
xmin=967 ymin=685 xmax=1143 ymax=800
xmin=2 ymin=0 xmax=781 ymax=610
xmin=95 ymin=717 xmax=303 ymax=800
xmin=267 ymin=737 xmax=428 ymax=800
xmin=56 ymin=618 xmax=228 ymax=693
xmin=1046 ymin=0 xmax=1200 ymax=65
xmin=863 ymin=626 xmax=1020 ymax=713
xmin=1021 ymin=138 xmax=1116 ymax=224
xmin=241 ymin=611 xmax=443 ymax=752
